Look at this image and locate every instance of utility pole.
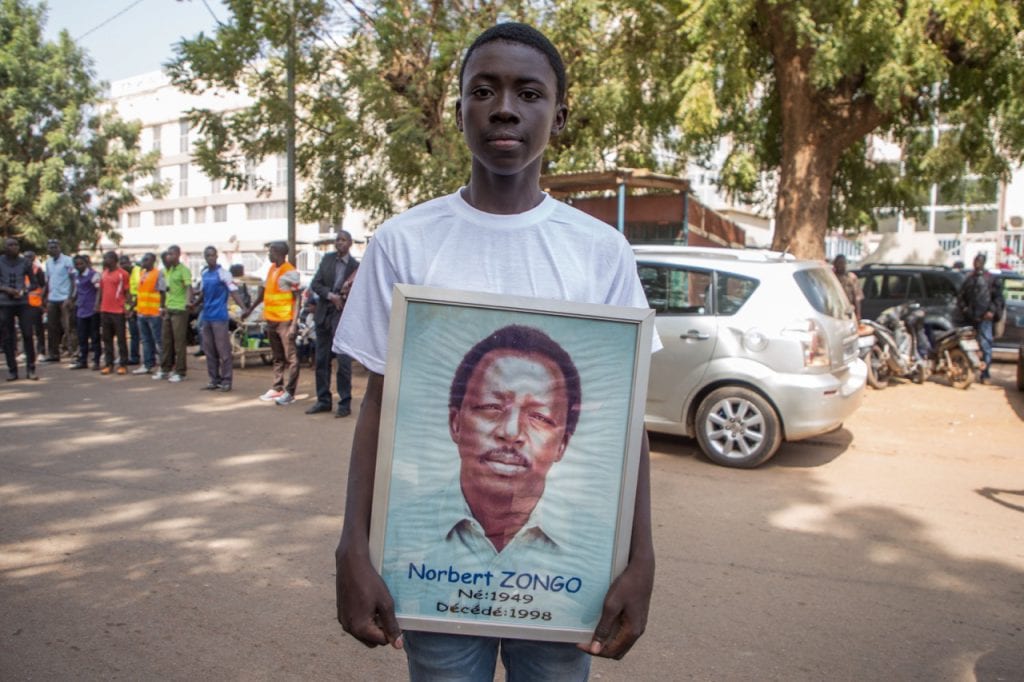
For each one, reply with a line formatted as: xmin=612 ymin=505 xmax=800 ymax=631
xmin=286 ymin=0 xmax=297 ymax=265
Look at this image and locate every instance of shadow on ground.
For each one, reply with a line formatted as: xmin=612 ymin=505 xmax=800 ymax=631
xmin=2 ymin=363 xmax=1022 ymax=681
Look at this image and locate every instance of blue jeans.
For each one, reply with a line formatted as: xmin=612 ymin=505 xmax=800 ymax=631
xmin=976 ymin=318 xmax=993 ymax=379
xmin=403 ymin=631 xmax=590 ymax=682
xmin=127 ymin=313 xmax=140 ymax=363
xmin=138 ymin=315 xmax=162 ymax=370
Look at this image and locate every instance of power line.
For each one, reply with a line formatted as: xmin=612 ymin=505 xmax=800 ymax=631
xmin=75 ymin=0 xmax=149 ymax=41
xmin=199 ymin=0 xmax=223 ymax=26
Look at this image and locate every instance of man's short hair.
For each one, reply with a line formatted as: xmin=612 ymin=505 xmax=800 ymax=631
xmin=270 ymin=240 xmax=289 ymax=256
xmin=459 ymin=22 xmax=567 ymax=105
xmin=449 ymin=325 xmax=582 ymax=438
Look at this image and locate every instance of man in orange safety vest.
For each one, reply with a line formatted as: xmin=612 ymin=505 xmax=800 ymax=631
xmin=242 ymin=241 xmax=301 ymax=405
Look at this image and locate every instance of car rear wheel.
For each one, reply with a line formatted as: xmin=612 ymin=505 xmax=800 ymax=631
xmin=695 ymin=387 xmax=783 ymax=468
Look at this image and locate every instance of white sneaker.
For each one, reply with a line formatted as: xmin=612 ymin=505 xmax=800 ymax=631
xmin=260 ymin=388 xmax=285 ymax=402
xmin=275 ymin=392 xmax=295 ymax=406
xmin=132 ymin=366 xmax=151 ymax=375
xmin=168 ymin=373 xmax=185 ymax=383
xmin=152 ymin=371 xmax=167 ymax=380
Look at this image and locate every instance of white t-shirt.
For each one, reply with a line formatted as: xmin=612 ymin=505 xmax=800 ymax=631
xmin=334 ymin=190 xmax=658 ymax=373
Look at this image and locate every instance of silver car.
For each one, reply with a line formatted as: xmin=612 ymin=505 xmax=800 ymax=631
xmin=635 ymin=246 xmax=867 ymax=468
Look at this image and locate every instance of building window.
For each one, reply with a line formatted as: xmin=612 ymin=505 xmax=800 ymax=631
xmin=211 ymin=178 xmax=221 ymax=195
xmin=194 ymin=207 xmax=206 ymax=223
xmin=152 ymin=166 xmax=161 ymax=185
xmin=179 ymin=119 xmax=189 ymax=153
xmin=179 ymin=164 xmax=188 ymax=197
xmin=126 ymin=212 xmax=141 ymax=228
xmin=244 ymin=159 xmax=257 ymax=189
xmin=276 ymin=154 xmax=287 ymax=187
xmin=246 ymin=201 xmax=287 ymax=220
xmin=152 ymin=124 xmax=162 ymax=153
xmin=179 ymin=208 xmax=190 ymax=225
xmin=213 ymin=205 xmax=227 ymax=222
xmin=153 ymin=209 xmax=175 ymax=226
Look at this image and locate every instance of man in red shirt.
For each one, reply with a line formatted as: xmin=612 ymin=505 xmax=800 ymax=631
xmin=95 ymin=251 xmax=130 ymax=375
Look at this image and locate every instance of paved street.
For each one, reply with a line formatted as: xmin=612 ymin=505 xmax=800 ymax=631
xmin=2 ymin=359 xmax=1022 ymax=681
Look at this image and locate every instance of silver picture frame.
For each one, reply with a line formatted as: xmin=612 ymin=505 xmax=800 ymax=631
xmin=369 ymin=284 xmax=654 ymax=642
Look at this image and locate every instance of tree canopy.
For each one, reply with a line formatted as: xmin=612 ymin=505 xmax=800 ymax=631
xmin=0 ymin=0 xmax=158 ymax=249
xmin=673 ymin=0 xmax=1024 ymax=257
xmin=168 ymin=1 xmax=1024 ymax=257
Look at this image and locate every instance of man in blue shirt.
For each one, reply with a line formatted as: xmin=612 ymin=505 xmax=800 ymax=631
xmin=43 ymin=239 xmax=76 ymax=362
xmin=193 ymin=246 xmax=246 ymax=391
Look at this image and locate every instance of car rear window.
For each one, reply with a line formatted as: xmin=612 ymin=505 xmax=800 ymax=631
xmin=715 ymin=272 xmax=759 ymax=315
xmin=793 ymin=267 xmax=851 ymax=319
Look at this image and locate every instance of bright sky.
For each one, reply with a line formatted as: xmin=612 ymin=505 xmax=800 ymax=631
xmin=42 ymin=0 xmax=227 ymax=84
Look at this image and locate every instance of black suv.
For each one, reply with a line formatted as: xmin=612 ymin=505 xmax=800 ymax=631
xmin=854 ymin=264 xmax=965 ymax=332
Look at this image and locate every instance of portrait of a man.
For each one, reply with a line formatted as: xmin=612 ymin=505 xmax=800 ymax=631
xmin=374 ymin=299 xmax=647 ymax=637
xmin=447 ymin=325 xmax=581 ymax=556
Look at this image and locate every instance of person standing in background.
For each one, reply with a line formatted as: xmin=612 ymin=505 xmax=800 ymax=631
xmin=832 ymin=255 xmax=863 ymax=321
xmin=0 ymin=237 xmax=36 ymax=380
xmin=22 ymin=250 xmax=46 ymax=359
xmin=70 ymin=254 xmax=101 ymax=371
xmin=96 ymin=251 xmax=130 ymax=376
xmin=193 ymin=246 xmax=246 ymax=391
xmin=957 ymin=253 xmax=1005 ymax=384
xmin=131 ymin=253 xmax=165 ymax=375
xmin=242 ymin=241 xmax=301 ymax=406
xmin=306 ymin=231 xmax=359 ymax=417
xmin=121 ymin=254 xmax=142 ymax=366
xmin=156 ymin=245 xmax=193 ymax=383
xmin=43 ymin=239 xmax=75 ymax=362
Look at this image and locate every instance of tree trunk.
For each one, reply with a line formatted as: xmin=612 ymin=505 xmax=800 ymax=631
xmin=762 ymin=1 xmax=886 ymax=260
xmin=771 ymin=129 xmax=840 ymax=260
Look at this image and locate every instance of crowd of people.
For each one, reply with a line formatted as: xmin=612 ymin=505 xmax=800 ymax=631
xmin=0 ymin=232 xmax=360 ymax=413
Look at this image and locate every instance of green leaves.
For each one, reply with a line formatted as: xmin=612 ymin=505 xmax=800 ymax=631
xmin=0 ymin=0 xmax=156 ymax=248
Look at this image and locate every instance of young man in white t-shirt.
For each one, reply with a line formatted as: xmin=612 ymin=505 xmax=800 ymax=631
xmin=333 ymin=22 xmax=656 ymax=681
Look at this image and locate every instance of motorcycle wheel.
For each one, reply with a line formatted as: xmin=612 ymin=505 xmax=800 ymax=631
xmin=948 ymin=349 xmax=974 ymax=390
xmin=867 ymin=346 xmax=889 ymax=390
xmin=1016 ymin=343 xmax=1023 ymax=392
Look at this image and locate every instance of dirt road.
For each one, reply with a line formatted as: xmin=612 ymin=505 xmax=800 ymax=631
xmin=1 ymin=361 xmax=1021 ymax=681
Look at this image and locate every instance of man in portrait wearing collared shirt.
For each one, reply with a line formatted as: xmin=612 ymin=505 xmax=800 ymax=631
xmin=446 ymin=324 xmax=580 ymax=556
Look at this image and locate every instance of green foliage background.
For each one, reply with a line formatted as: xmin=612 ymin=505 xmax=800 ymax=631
xmin=162 ymin=1 xmax=1024 ymax=246
xmin=0 ymin=0 xmax=159 ymax=249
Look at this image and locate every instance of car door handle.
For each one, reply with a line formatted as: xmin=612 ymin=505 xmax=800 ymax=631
xmin=681 ymin=330 xmax=709 ymax=340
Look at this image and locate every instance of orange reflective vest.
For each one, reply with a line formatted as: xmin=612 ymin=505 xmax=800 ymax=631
xmin=263 ymin=262 xmax=296 ymax=322
xmin=26 ymin=266 xmax=43 ymax=307
xmin=136 ymin=268 xmax=162 ymax=316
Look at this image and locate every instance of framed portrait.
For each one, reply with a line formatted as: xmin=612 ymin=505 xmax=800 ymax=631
xmin=369 ymin=284 xmax=654 ymax=642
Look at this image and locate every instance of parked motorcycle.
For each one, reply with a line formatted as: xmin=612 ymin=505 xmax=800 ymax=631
xmin=924 ymin=326 xmax=982 ymax=390
xmin=860 ymin=303 xmax=929 ymax=388
xmin=856 ymin=323 xmax=884 ymax=389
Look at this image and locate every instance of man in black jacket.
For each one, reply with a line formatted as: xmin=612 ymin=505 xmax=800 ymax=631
xmin=958 ymin=253 xmax=1005 ymax=384
xmin=306 ymin=231 xmax=359 ymax=416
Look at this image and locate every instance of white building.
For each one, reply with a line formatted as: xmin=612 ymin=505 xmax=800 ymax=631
xmin=104 ymin=70 xmax=368 ymax=275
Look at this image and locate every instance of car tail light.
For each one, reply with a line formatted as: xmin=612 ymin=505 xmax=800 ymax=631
xmin=783 ymin=319 xmax=831 ymax=368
